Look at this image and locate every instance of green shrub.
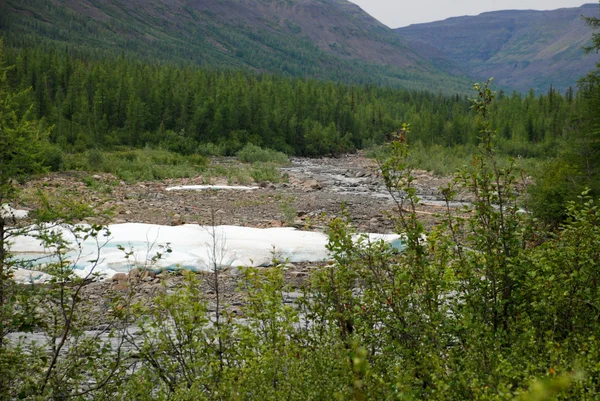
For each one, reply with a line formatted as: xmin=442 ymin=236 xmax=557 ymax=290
xmin=87 ymin=148 xmax=104 ymax=170
xmin=42 ymin=145 xmax=64 ymax=172
xmin=197 ymin=142 xmax=226 ymax=157
xmin=236 ymin=143 xmax=289 ymax=164
xmin=527 ymin=159 xmax=582 ymax=225
xmin=250 ymin=162 xmax=282 ymax=183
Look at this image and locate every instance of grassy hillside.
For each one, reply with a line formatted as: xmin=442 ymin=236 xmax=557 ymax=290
xmin=0 ymin=0 xmax=470 ymax=92
xmin=395 ymin=3 xmax=600 ymax=93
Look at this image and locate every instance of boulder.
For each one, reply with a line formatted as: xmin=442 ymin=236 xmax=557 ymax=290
xmin=130 ymin=268 xmax=156 ymax=280
xmin=302 ymin=179 xmax=322 ymax=190
xmin=112 ymin=272 xmax=128 ymax=282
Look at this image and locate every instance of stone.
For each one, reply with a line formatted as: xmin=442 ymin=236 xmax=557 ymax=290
xmin=113 ymin=280 xmax=128 ymax=291
xmin=130 ymin=268 xmax=156 ymax=280
xmin=129 ymin=268 xmax=141 ymax=279
xmin=171 ymin=215 xmax=184 ymax=226
xmin=302 ymin=179 xmax=321 ymax=190
xmin=112 ymin=272 xmax=128 ymax=282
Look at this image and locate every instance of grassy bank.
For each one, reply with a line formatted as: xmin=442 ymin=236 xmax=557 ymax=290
xmin=57 ymin=146 xmax=289 ymax=184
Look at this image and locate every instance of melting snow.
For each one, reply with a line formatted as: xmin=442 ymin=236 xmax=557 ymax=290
xmin=165 ymin=185 xmax=259 ymax=191
xmin=10 ymin=223 xmax=404 ymax=283
xmin=1 ymin=204 xmax=29 ymax=219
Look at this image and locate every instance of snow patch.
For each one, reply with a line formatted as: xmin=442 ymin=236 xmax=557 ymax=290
xmin=165 ymin=185 xmax=259 ymax=192
xmin=1 ymin=204 xmax=29 ymax=219
xmin=10 ymin=223 xmax=404 ymax=283
xmin=12 ymin=268 xmax=53 ymax=284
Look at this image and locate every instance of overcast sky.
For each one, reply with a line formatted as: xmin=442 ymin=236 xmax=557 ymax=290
xmin=348 ymin=1 xmax=592 ymax=28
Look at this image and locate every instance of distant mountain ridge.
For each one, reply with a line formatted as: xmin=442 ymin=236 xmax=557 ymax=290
xmin=0 ymin=0 xmax=469 ymax=91
xmin=395 ymin=3 xmax=600 ymax=93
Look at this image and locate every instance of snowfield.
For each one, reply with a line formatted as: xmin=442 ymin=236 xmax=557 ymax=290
xmin=165 ymin=185 xmax=259 ymax=191
xmin=10 ymin=223 xmax=404 ymax=283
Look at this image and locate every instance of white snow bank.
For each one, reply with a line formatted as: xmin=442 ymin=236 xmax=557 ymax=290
xmin=10 ymin=223 xmax=405 ymax=283
xmin=1 ymin=204 xmax=29 ymax=219
xmin=12 ymin=268 xmax=53 ymax=284
xmin=165 ymin=185 xmax=259 ymax=191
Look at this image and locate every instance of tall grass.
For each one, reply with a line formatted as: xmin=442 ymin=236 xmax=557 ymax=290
xmin=62 ymin=147 xmax=209 ymax=182
xmin=61 ymin=147 xmax=287 ymax=184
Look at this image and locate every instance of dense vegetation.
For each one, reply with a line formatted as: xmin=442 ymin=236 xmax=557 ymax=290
xmin=1 ymin=71 xmax=599 ymax=399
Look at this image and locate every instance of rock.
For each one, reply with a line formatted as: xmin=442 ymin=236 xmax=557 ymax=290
xmin=130 ymin=268 xmax=156 ymax=280
xmin=291 ymin=271 xmax=308 ymax=278
xmin=113 ymin=280 xmax=128 ymax=291
xmin=302 ymin=179 xmax=322 ymax=190
xmin=112 ymin=273 xmax=128 ymax=282
xmin=171 ymin=214 xmax=184 ymax=226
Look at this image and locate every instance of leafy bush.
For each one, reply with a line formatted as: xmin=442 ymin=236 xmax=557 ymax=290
xmin=250 ymin=162 xmax=283 ymax=184
xmin=527 ymin=159 xmax=582 ymax=226
xmin=236 ymin=143 xmax=289 ymax=164
xmin=197 ymin=142 xmax=226 ymax=157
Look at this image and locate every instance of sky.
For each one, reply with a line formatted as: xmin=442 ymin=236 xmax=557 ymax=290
xmin=348 ymin=0 xmax=592 ymax=28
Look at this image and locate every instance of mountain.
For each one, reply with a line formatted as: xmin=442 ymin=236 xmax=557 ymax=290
xmin=0 ymin=0 xmax=469 ymax=92
xmin=395 ymin=3 xmax=600 ymax=93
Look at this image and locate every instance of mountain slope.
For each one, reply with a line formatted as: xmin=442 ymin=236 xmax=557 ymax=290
xmin=0 ymin=0 xmax=469 ymax=92
xmin=395 ymin=3 xmax=600 ymax=93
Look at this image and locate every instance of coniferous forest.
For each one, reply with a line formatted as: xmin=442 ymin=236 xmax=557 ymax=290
xmin=2 ymin=45 xmax=586 ymax=157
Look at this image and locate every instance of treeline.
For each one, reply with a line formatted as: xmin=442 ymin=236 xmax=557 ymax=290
xmin=4 ymin=45 xmax=585 ymax=158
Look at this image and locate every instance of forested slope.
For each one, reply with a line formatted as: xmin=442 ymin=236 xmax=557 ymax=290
xmin=0 ymin=0 xmax=469 ymax=92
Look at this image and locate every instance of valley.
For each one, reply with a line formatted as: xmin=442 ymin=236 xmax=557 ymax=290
xmin=1 ymin=0 xmax=599 ymax=398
